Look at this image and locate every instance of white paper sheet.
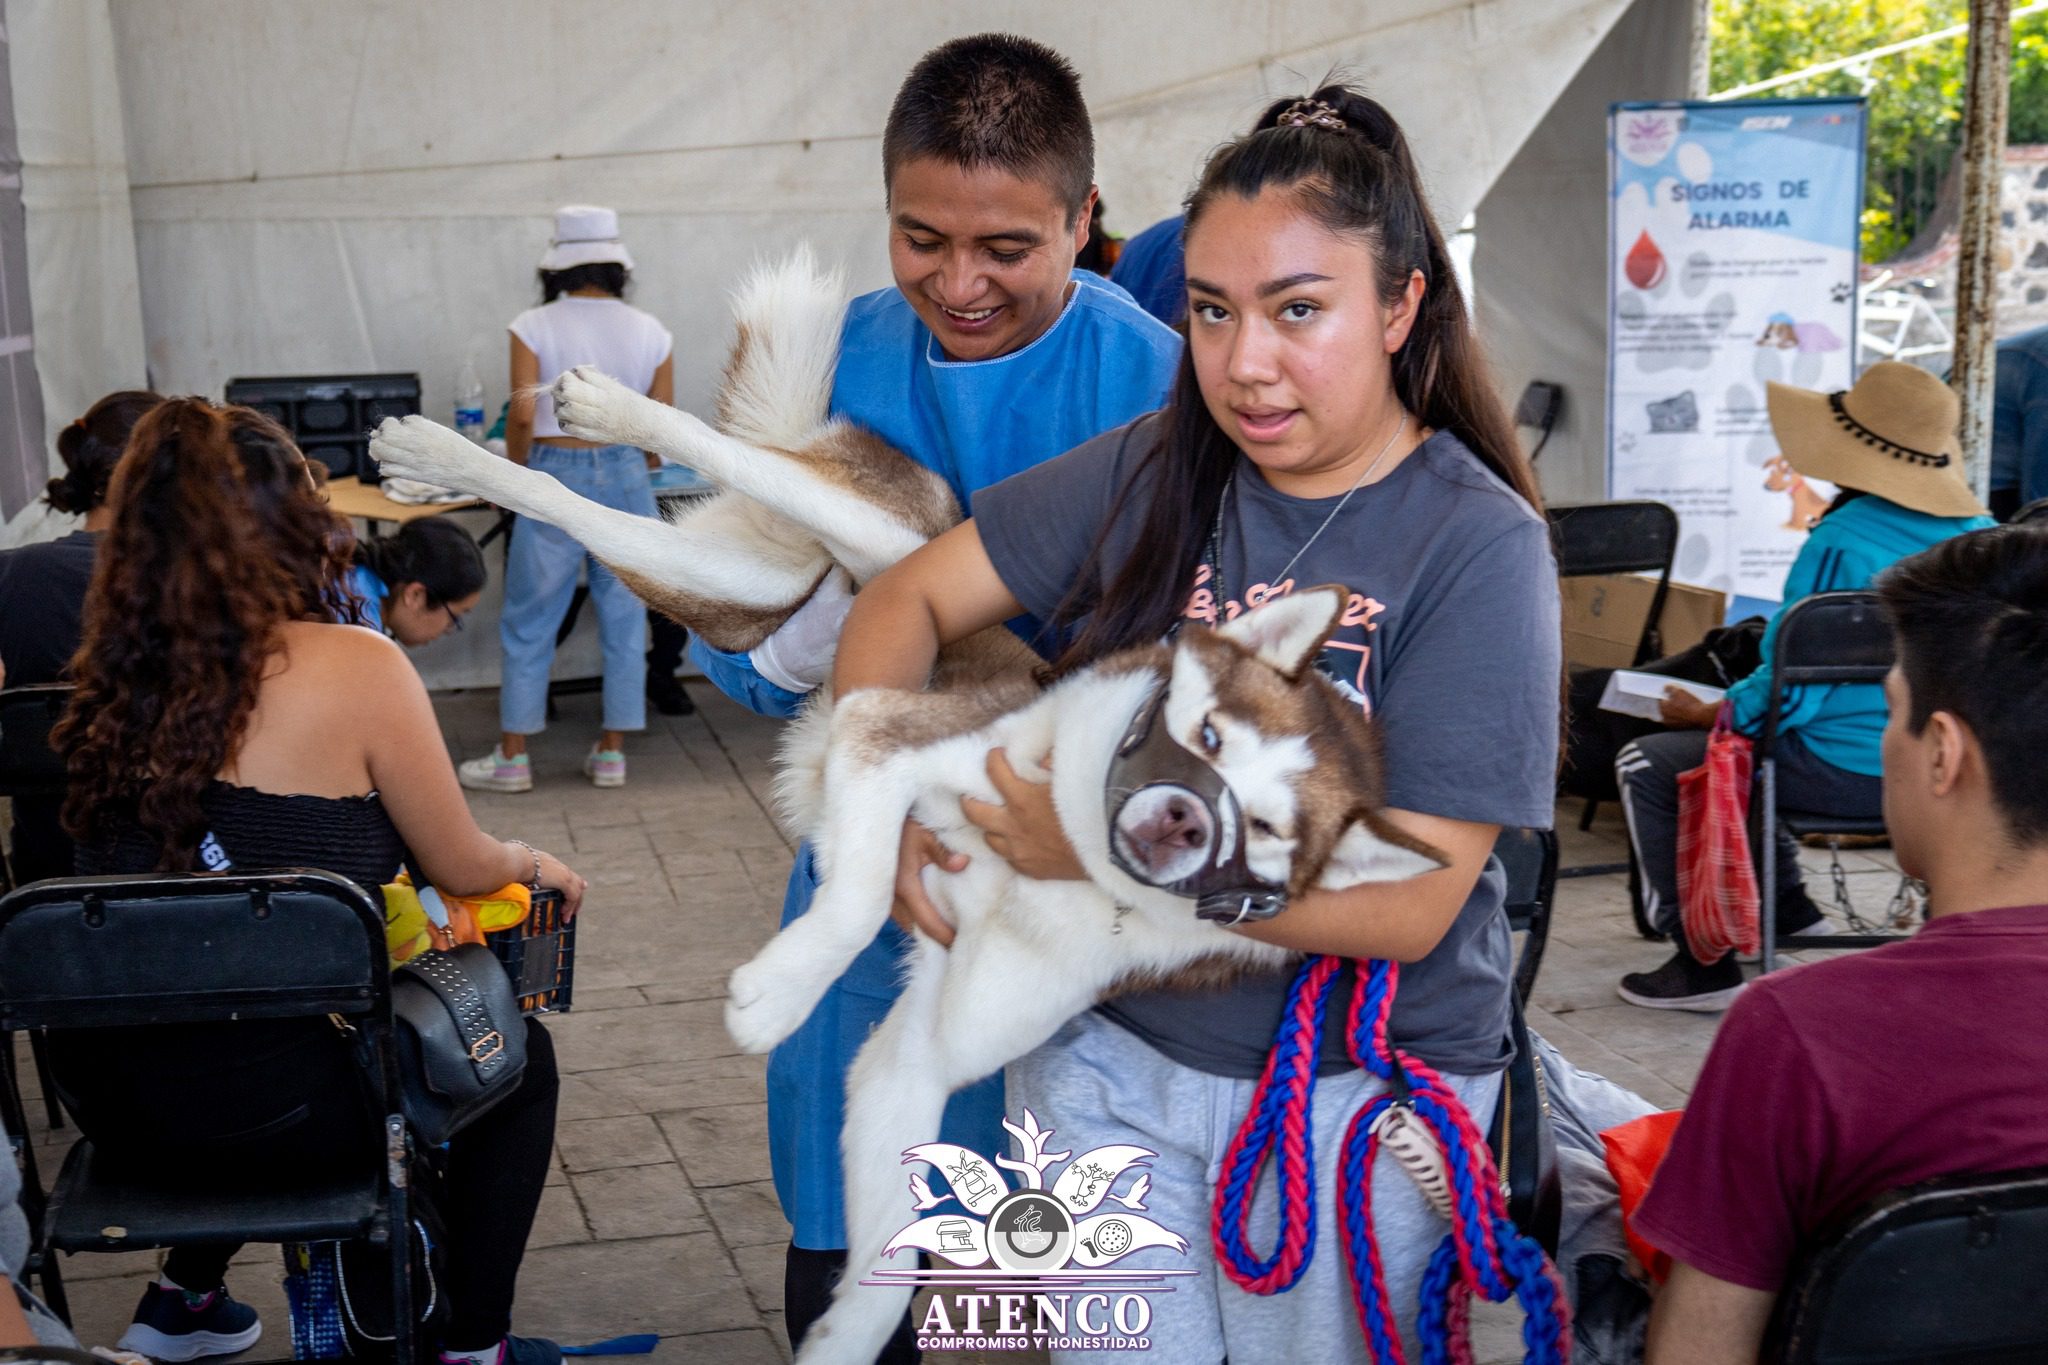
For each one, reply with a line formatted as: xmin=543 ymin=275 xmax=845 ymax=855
xmin=1598 ymin=669 xmax=1725 ymax=722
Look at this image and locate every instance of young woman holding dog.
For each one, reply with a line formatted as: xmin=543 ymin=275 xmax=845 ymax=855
xmin=835 ymin=86 xmax=1560 ymax=1360
xmin=49 ymin=399 xmax=584 ymax=1365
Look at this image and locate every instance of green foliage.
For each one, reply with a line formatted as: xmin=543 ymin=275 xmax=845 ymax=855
xmin=1713 ymin=1 xmax=2048 ymax=262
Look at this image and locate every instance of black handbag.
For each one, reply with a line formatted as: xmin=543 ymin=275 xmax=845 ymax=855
xmin=391 ymin=942 xmax=528 ymax=1146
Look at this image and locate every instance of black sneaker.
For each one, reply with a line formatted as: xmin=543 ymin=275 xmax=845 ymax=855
xmin=647 ymin=673 xmax=695 ymax=716
xmin=117 ymin=1282 xmax=263 ymax=1361
xmin=1617 ymin=949 xmax=1747 ymax=1012
xmin=1739 ymin=889 xmax=1838 ymax=961
xmin=1777 ymin=887 xmax=1834 ymax=939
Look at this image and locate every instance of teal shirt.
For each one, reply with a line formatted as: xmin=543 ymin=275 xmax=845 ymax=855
xmin=1726 ymin=495 xmax=1994 ymax=775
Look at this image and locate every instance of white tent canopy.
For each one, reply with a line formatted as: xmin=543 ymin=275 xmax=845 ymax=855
xmin=5 ymin=0 xmax=1668 ymax=685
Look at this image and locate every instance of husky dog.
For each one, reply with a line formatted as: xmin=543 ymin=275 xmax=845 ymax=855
xmin=750 ymin=586 xmax=1449 ymax=1364
xmin=366 ymin=247 xmax=1035 ymax=686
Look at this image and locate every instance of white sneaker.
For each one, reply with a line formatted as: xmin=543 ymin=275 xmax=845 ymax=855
xmin=458 ymin=746 xmax=533 ymax=793
xmin=584 ymin=746 xmax=627 ymax=788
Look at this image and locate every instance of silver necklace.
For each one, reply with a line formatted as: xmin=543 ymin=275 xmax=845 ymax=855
xmin=1205 ymin=413 xmax=1410 ymax=606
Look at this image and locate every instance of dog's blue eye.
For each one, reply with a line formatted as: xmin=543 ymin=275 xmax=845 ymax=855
xmin=1200 ymin=719 xmax=1221 ymax=754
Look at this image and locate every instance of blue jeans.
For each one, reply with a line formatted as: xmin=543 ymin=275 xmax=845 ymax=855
xmin=499 ymin=444 xmax=657 ymax=734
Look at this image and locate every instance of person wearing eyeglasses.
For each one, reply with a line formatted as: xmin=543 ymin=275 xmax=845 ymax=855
xmin=346 ymin=517 xmax=487 ymax=647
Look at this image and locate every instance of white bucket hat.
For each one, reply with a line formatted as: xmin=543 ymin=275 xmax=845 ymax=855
xmin=539 ymin=204 xmax=634 ymax=272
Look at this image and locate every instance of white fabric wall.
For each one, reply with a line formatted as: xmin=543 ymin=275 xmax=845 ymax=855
xmin=12 ymin=0 xmax=1657 ymax=685
xmin=109 ymin=0 xmax=1637 ymax=422
xmin=0 ymin=0 xmax=146 ymax=550
xmin=1472 ymin=0 xmax=1696 ymax=506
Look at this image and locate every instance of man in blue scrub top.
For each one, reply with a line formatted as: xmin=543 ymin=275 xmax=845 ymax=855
xmin=688 ymin=32 xmax=1180 ymax=1360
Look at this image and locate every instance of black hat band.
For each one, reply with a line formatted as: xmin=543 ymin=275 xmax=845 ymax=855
xmin=1827 ymin=391 xmax=1950 ymax=468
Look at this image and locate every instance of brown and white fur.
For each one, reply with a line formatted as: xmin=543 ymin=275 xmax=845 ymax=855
xmin=750 ymin=587 xmax=1449 ymax=1365
xmin=366 ymin=246 xmax=1035 ymax=685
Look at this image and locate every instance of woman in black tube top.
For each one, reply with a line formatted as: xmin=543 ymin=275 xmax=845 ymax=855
xmin=49 ymin=397 xmax=587 ymax=1365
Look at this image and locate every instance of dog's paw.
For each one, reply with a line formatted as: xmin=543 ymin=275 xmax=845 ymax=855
xmin=369 ymin=415 xmax=502 ymax=495
xmin=552 ymin=365 xmax=658 ymax=447
xmin=724 ymin=957 xmax=814 ymax=1054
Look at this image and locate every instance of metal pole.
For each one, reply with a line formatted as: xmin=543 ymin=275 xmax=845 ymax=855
xmin=1689 ymin=0 xmax=1714 ymax=99
xmin=1953 ymin=0 xmax=2013 ymax=502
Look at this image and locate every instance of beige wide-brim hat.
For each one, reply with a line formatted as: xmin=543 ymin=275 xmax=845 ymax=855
xmin=539 ymin=204 xmax=635 ymax=272
xmin=1765 ymin=361 xmax=1987 ymax=519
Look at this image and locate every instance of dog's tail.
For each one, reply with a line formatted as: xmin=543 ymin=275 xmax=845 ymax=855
xmin=716 ymin=244 xmax=846 ymax=452
xmin=770 ymin=691 xmax=833 ymax=840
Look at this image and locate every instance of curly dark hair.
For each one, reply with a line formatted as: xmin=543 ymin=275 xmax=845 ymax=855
xmin=54 ymin=397 xmax=364 ymax=869
xmin=45 ymin=389 xmax=163 ymax=515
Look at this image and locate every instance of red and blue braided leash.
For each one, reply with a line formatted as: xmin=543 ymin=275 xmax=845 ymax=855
xmin=1210 ymin=956 xmax=1572 ymax=1365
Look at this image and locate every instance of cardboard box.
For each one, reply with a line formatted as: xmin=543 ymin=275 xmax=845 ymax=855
xmin=1561 ymin=574 xmax=1727 ymax=671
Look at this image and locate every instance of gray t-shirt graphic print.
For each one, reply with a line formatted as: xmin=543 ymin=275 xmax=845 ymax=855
xmin=974 ymin=414 xmax=1561 ymax=1077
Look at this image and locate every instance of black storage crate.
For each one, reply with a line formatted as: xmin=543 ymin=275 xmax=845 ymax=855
xmin=224 ymin=372 xmax=421 ymax=482
xmin=487 ymin=887 xmax=576 ymax=1015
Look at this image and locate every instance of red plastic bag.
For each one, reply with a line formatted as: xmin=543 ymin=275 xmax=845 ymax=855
xmin=1675 ymin=708 xmax=1759 ymax=963
xmin=1601 ymin=1110 xmax=1684 ymax=1285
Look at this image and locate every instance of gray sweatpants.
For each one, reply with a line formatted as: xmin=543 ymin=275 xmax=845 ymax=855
xmin=1006 ymin=1010 xmax=1501 ymax=1365
xmin=1615 ymin=728 xmax=1882 ymax=938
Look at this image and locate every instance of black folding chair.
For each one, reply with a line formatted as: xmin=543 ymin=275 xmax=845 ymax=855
xmin=1767 ymin=1165 xmax=2048 ymax=1363
xmin=0 ymin=684 xmax=72 ymax=894
xmin=1550 ymin=501 xmax=1681 ymax=888
xmin=1549 ymin=500 xmax=1682 ymax=669
xmin=1493 ymin=826 xmax=1559 ymax=1007
xmin=1751 ymin=591 xmax=1905 ymax=973
xmin=2008 ymin=496 xmax=2048 ymax=527
xmin=0 ymin=684 xmax=75 ymax=1131
xmin=0 ymin=872 xmax=417 ymax=1358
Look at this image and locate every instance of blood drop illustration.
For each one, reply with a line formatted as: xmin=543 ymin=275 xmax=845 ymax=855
xmin=1625 ymin=230 xmax=1667 ymax=290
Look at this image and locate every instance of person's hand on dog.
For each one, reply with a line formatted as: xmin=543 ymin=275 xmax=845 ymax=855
xmin=891 ymin=819 xmax=966 ymax=946
xmin=962 ymin=749 xmax=1087 ymax=882
xmin=1658 ymin=686 xmax=1720 ymax=729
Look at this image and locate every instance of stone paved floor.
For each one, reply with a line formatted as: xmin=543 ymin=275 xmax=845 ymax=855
xmin=11 ymin=683 xmax=1913 ymax=1362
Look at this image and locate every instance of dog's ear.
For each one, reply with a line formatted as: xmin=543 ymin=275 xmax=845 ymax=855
xmin=1317 ymin=809 xmax=1449 ymax=890
xmin=1216 ymin=585 xmax=1346 ymax=681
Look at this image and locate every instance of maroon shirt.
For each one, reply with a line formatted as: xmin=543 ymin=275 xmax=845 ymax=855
xmin=1635 ymin=903 xmax=2048 ymax=1292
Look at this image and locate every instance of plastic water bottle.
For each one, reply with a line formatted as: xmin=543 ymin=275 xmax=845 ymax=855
xmin=454 ymin=357 xmax=486 ymax=444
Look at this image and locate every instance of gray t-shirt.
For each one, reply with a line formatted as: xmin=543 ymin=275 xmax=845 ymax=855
xmin=974 ymin=414 xmax=1561 ymax=1078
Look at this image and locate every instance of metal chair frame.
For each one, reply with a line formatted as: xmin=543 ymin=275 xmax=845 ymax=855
xmin=1750 ymin=592 xmax=1902 ymax=974
xmin=1768 ymin=1164 xmax=2048 ymax=1364
xmin=1550 ymin=501 xmax=1681 ymax=892
xmin=1494 ymin=826 xmax=1559 ymax=1007
xmin=0 ymin=683 xmax=76 ymax=1133
xmin=0 ymin=871 xmax=417 ymax=1360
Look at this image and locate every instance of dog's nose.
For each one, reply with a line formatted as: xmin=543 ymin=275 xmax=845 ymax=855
xmin=1154 ymin=798 xmax=1209 ymax=851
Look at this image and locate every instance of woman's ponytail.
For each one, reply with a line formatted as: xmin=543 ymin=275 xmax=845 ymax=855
xmin=355 ymin=517 xmax=487 ymax=606
xmin=45 ymin=390 xmax=163 ymax=516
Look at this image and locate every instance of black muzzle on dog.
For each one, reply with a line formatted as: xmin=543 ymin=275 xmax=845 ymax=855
xmin=1103 ymin=685 xmax=1289 ymax=926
